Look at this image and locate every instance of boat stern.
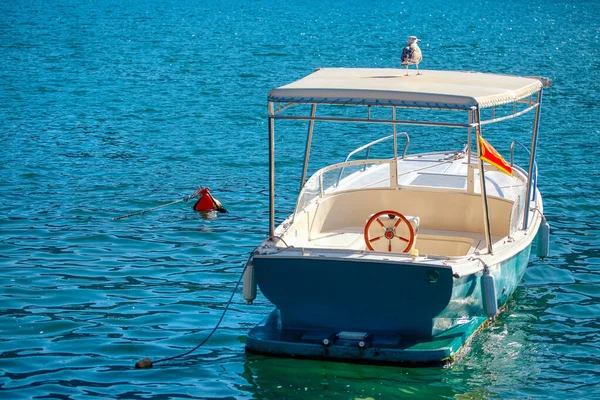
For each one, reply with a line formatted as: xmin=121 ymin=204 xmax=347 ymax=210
xmin=252 ymin=252 xmax=455 ymax=338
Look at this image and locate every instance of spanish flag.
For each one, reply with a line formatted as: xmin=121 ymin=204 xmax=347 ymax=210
xmin=478 ymin=136 xmax=512 ymax=176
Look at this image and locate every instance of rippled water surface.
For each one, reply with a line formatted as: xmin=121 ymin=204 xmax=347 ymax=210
xmin=1 ymin=0 xmax=599 ymax=398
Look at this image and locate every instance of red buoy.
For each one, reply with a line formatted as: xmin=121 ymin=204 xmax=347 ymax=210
xmin=193 ymin=188 xmax=227 ymax=213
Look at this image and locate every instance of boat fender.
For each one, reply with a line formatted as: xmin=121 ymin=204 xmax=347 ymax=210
xmin=482 ymin=271 xmax=498 ymax=320
xmin=536 ymin=217 xmax=550 ymax=260
xmin=243 ymin=258 xmax=256 ymax=305
xmin=193 ymin=187 xmax=227 ymax=213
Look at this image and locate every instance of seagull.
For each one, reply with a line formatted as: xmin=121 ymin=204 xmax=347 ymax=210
xmin=401 ymin=36 xmax=422 ymax=76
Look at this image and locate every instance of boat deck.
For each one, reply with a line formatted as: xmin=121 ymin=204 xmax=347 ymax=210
xmin=280 ymin=151 xmax=526 ymax=257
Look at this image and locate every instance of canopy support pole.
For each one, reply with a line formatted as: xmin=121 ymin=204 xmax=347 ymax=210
xmin=523 ymin=90 xmax=543 ymax=230
xmin=391 ymin=107 xmax=398 ymax=189
xmin=467 ymin=110 xmax=475 ymax=194
xmin=300 ymin=104 xmax=317 ymax=192
xmin=475 ymin=107 xmax=493 ymax=254
xmin=467 ymin=110 xmax=473 ymax=164
xmin=268 ymin=101 xmax=275 ymax=238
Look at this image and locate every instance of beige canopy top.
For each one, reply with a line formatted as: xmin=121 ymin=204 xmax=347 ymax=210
xmin=268 ymin=68 xmax=544 ymax=111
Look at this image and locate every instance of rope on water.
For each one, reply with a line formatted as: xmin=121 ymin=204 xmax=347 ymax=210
xmin=112 ymin=199 xmax=185 ymax=221
xmin=134 ymin=237 xmax=289 ymax=369
xmin=112 ymin=188 xmax=203 ymax=221
xmin=135 ymin=249 xmax=256 ymax=369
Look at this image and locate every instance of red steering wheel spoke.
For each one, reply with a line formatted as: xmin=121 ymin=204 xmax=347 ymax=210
xmin=363 ymin=210 xmax=415 ymax=253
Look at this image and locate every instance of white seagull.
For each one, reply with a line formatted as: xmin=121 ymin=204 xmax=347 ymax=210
xmin=400 ymin=36 xmax=422 ymax=76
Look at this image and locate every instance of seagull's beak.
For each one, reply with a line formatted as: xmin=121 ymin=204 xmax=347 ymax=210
xmin=416 ymin=39 xmax=421 ymax=42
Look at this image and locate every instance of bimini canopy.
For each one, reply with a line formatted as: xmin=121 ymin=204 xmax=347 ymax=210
xmin=268 ymin=68 xmax=543 ymax=111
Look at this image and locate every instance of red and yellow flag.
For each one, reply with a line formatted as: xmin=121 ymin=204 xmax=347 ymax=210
xmin=478 ymin=136 xmax=512 ymax=176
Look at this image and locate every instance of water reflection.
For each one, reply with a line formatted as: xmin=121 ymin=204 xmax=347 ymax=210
xmin=242 ymin=354 xmax=470 ymax=399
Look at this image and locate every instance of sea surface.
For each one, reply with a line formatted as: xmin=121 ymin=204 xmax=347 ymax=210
xmin=1 ymin=0 xmax=599 ymax=398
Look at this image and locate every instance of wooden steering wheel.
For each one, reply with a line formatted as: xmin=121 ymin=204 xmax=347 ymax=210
xmin=363 ymin=210 xmax=415 ymax=253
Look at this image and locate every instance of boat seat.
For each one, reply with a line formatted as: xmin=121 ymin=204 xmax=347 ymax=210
xmin=285 ymin=188 xmax=513 ymax=255
xmin=308 ymin=228 xmax=366 ymax=250
xmin=415 ymin=229 xmax=488 ymax=257
xmin=307 ymin=188 xmax=514 ymax=240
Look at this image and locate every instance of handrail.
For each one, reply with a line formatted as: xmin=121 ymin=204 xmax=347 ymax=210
xmin=510 ymin=140 xmax=538 ymax=201
xmin=509 ymin=140 xmax=530 ymax=167
xmin=293 ymin=154 xmax=467 ymax=219
xmin=294 ymin=158 xmax=393 ymax=217
xmin=479 ymin=103 xmax=539 ymax=126
xmin=336 ymin=132 xmax=410 ymax=186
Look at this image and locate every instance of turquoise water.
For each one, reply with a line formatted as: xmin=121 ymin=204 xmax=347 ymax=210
xmin=1 ymin=0 xmax=599 ymax=398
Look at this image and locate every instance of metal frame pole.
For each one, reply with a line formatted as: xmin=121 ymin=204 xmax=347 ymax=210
xmin=475 ymin=107 xmax=493 ymax=254
xmin=270 ymin=114 xmax=472 ymax=129
xmin=392 ymin=107 xmax=398 ymax=160
xmin=391 ymin=107 xmax=398 ymax=189
xmin=300 ymin=104 xmax=317 ymax=192
xmin=467 ymin=110 xmax=475 ymax=194
xmin=467 ymin=110 xmax=472 ymax=164
xmin=523 ymin=90 xmax=543 ymax=230
xmin=268 ymin=101 xmax=275 ymax=238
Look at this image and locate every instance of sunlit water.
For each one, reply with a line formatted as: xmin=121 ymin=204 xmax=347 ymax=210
xmin=1 ymin=0 xmax=598 ymax=398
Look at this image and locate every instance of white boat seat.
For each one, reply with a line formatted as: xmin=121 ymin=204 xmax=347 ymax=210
xmin=415 ymin=229 xmax=488 ymax=257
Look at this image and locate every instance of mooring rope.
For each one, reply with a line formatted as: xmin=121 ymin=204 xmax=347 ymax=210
xmin=112 ymin=188 xmax=203 ymax=221
xmin=112 ymin=199 xmax=185 ymax=221
xmin=134 ymin=237 xmax=292 ymax=369
xmin=135 ymin=249 xmax=256 ymax=369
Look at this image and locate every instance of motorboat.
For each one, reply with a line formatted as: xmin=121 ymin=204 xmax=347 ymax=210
xmin=243 ymin=68 xmax=551 ymax=364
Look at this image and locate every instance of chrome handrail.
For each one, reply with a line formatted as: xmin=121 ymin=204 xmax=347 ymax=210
xmin=336 ymin=132 xmax=410 ymax=186
xmin=510 ymin=140 xmax=537 ymax=201
xmin=294 ymin=158 xmax=393 ymax=218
